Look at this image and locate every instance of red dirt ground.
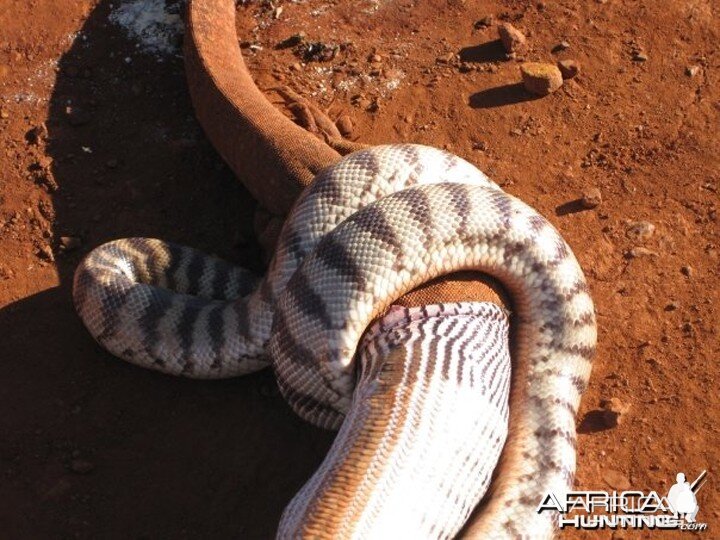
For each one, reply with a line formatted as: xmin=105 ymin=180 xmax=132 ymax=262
xmin=1 ymin=1 xmax=718 ymax=538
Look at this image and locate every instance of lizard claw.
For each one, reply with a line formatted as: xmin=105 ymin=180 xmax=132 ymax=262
xmin=272 ymin=86 xmax=366 ymax=155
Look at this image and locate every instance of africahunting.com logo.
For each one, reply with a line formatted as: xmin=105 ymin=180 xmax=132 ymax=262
xmin=537 ymin=471 xmax=708 ymax=531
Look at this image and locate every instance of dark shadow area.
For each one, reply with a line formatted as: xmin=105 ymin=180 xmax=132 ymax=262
xmin=0 ymin=2 xmax=333 ymax=538
xmin=469 ymin=83 xmax=539 ymax=109
xmin=459 ymin=39 xmax=507 ymax=63
xmin=577 ymin=410 xmax=615 ymax=434
xmin=555 ymin=199 xmax=588 ymax=216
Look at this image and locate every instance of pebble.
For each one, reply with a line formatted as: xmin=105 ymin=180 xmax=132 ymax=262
xmin=600 ymin=397 xmax=630 ymax=428
xmin=520 ymin=62 xmax=563 ymax=96
xmin=335 ymin=115 xmax=354 ymax=137
xmin=0 ymin=109 xmax=8 ymax=119
xmin=581 ymin=187 xmax=602 ymax=208
xmin=60 ymin=236 xmax=82 ymax=251
xmin=557 ymin=59 xmax=580 ymax=79
xmin=632 ymin=51 xmax=648 ymax=62
xmin=474 ymin=15 xmax=494 ymax=29
xmin=498 ymin=23 xmax=527 ymax=53
xmin=552 ymin=41 xmax=571 ymax=53
xmin=681 ymin=265 xmax=693 ymax=277
xmin=69 ymin=459 xmax=95 ymax=475
xmin=627 ymin=246 xmax=658 ymax=258
xmin=685 ymin=65 xmax=700 ymax=77
xmin=625 ymin=221 xmax=655 ymax=241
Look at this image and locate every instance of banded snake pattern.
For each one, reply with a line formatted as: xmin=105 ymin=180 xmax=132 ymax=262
xmin=73 ymin=144 xmax=596 ymax=538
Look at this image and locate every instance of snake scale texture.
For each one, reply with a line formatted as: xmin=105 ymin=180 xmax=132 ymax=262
xmin=73 ymin=144 xmax=596 ymax=538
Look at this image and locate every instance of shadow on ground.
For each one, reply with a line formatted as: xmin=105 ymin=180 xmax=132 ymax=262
xmin=469 ymin=82 xmax=539 ymax=109
xmin=0 ymin=2 xmax=333 ymax=538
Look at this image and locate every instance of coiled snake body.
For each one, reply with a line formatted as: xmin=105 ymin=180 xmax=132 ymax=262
xmin=74 ymin=144 xmax=596 ymax=538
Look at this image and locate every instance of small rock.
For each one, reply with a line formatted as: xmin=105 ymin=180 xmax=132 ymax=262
xmin=603 ymin=469 xmax=631 ymax=490
xmin=369 ymin=54 xmax=383 ymax=64
xmin=35 ymin=168 xmax=58 ymax=192
xmin=335 ymin=115 xmax=354 ymax=137
xmin=681 ymin=265 xmax=693 ymax=277
xmin=557 ymin=59 xmax=580 ymax=79
xmin=290 ymin=62 xmax=302 ymax=72
xmin=69 ymin=459 xmax=95 ymax=475
xmin=626 ymin=247 xmax=658 ymax=258
xmin=0 ymin=109 xmax=8 ymax=119
xmin=60 ymin=236 xmax=82 ymax=251
xmin=685 ymin=65 xmax=700 ymax=77
xmin=520 ymin=62 xmax=563 ymax=96
xmin=625 ymin=221 xmax=655 ymax=241
xmin=581 ymin=187 xmax=602 ymax=208
xmin=552 ymin=41 xmax=571 ymax=53
xmin=600 ymin=397 xmax=630 ymax=427
xmin=39 ymin=245 xmax=54 ymax=262
xmin=665 ymin=301 xmax=679 ymax=311
xmin=474 ymin=15 xmax=494 ymax=29
xmin=632 ymin=51 xmax=648 ymax=62
xmin=498 ymin=23 xmax=527 ymax=53
xmin=301 ymin=41 xmax=339 ymax=62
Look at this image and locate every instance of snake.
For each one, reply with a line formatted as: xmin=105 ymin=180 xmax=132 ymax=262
xmin=73 ymin=143 xmax=596 ymax=538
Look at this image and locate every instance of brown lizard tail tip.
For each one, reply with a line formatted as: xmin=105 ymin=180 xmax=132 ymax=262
xmin=184 ymin=0 xmax=342 ymax=215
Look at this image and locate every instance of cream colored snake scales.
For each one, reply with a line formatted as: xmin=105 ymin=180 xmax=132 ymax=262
xmin=73 ymin=144 xmax=596 ymax=538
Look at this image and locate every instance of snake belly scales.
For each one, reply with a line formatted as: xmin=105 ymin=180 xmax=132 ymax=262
xmin=73 ymin=144 xmax=596 ymax=538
